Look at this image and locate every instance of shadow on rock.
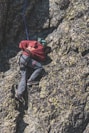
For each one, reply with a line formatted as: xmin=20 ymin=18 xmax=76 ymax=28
xmin=16 ymin=89 xmax=29 ymax=133
xmin=11 ymin=84 xmax=29 ymax=133
xmin=0 ymin=44 xmax=20 ymax=72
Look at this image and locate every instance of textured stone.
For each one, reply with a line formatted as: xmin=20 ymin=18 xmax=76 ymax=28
xmin=0 ymin=0 xmax=89 ymax=133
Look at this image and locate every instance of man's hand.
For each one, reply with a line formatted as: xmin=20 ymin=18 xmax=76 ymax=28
xmin=26 ymin=46 xmax=35 ymax=51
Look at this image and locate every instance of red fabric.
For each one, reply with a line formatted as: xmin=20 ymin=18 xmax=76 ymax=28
xmin=19 ymin=40 xmax=46 ymax=61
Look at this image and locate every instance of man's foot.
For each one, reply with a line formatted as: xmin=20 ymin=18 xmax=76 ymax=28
xmin=27 ymin=80 xmax=39 ymax=86
xmin=15 ymin=90 xmax=23 ymax=102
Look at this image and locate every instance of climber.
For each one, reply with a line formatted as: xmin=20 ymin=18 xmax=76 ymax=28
xmin=15 ymin=38 xmax=51 ymax=100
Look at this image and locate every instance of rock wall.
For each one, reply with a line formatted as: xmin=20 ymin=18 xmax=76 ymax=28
xmin=0 ymin=0 xmax=9 ymax=46
xmin=0 ymin=0 xmax=89 ymax=133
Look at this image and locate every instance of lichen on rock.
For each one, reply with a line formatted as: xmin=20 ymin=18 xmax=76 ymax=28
xmin=0 ymin=0 xmax=89 ymax=133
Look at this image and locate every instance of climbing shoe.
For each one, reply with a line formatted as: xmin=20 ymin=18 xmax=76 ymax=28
xmin=15 ymin=90 xmax=23 ymax=102
xmin=27 ymin=80 xmax=39 ymax=86
xmin=15 ymin=94 xmax=24 ymax=103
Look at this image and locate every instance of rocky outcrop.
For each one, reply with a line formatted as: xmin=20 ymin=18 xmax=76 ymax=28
xmin=0 ymin=0 xmax=89 ymax=133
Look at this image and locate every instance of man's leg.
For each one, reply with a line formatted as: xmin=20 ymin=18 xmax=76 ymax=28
xmin=27 ymin=59 xmax=43 ymax=85
xmin=28 ymin=67 xmax=43 ymax=81
xmin=17 ymin=68 xmax=27 ymax=96
xmin=16 ymin=55 xmax=29 ymax=98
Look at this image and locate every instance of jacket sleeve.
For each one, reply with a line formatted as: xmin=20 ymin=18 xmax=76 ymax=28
xmin=19 ymin=40 xmax=30 ymax=50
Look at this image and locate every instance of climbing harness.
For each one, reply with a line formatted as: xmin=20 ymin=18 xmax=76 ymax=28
xmin=19 ymin=54 xmax=30 ymax=67
xmin=22 ymin=0 xmax=29 ymax=40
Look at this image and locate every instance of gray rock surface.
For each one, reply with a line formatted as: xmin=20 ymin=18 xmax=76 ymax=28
xmin=0 ymin=0 xmax=89 ymax=133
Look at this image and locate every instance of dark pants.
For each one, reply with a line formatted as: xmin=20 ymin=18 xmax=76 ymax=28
xmin=17 ymin=54 xmax=43 ymax=95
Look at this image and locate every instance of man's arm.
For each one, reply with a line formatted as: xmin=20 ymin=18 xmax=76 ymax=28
xmin=19 ymin=40 xmax=30 ymax=50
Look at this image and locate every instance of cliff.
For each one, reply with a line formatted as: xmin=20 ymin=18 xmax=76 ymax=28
xmin=0 ymin=0 xmax=89 ymax=133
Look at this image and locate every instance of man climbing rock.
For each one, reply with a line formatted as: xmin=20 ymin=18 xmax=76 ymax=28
xmin=15 ymin=38 xmax=51 ymax=100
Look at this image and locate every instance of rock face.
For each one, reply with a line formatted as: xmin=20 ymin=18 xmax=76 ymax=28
xmin=0 ymin=0 xmax=89 ymax=133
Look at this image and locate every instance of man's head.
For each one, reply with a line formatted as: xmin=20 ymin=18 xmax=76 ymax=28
xmin=37 ymin=37 xmax=47 ymax=47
